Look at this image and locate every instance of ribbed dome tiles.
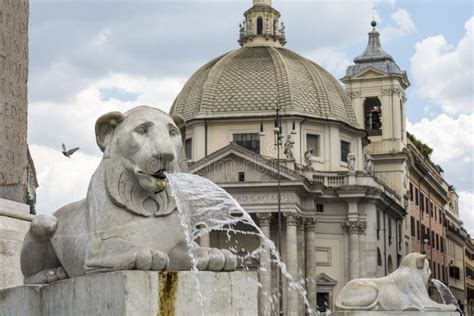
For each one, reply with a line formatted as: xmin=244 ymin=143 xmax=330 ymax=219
xmin=171 ymin=46 xmax=358 ymax=128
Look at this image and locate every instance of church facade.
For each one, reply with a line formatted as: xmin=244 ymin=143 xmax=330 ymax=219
xmin=170 ymin=0 xmax=411 ymax=314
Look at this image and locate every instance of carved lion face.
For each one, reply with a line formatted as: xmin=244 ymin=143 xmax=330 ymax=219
xmin=95 ymin=106 xmax=186 ymax=217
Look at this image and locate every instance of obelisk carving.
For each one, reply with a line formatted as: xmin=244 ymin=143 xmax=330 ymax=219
xmin=0 ymin=0 xmax=29 ymax=203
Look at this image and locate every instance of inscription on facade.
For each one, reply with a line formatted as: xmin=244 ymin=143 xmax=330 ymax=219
xmin=234 ymin=193 xmax=295 ymax=205
xmin=0 ymin=0 xmax=28 ymax=200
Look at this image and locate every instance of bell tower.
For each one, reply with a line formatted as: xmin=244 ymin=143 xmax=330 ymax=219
xmin=238 ymin=0 xmax=286 ymax=47
xmin=342 ymin=21 xmax=410 ymax=199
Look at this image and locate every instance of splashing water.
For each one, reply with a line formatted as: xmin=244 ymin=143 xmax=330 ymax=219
xmin=430 ymin=279 xmax=463 ymax=315
xmin=165 ymin=172 xmax=314 ymax=315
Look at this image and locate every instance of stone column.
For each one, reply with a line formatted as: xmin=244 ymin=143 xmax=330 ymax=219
xmin=297 ymin=218 xmax=306 ymax=315
xmin=345 ymin=220 xmax=360 ymax=280
xmin=0 ymin=0 xmax=29 ymax=203
xmin=257 ymin=213 xmax=272 ymax=316
xmin=285 ymin=213 xmax=299 ymax=316
xmin=305 ymin=217 xmax=318 ymax=313
xmin=358 ymin=221 xmax=368 ymax=278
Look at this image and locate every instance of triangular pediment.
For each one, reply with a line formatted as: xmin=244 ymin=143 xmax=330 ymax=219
xmin=316 ymin=273 xmax=337 ymax=286
xmin=189 ymin=143 xmax=303 ymax=184
xmin=352 ymin=67 xmax=387 ymax=79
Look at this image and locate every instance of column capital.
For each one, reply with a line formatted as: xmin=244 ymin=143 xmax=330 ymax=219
xmin=358 ymin=221 xmax=367 ymax=234
xmin=257 ymin=212 xmax=272 ymax=226
xmin=284 ymin=213 xmax=299 ymax=226
xmin=344 ymin=220 xmax=360 ymax=234
xmin=304 ymin=217 xmax=318 ymax=230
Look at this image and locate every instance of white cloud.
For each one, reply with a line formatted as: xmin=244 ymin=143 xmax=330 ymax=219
xmin=381 ymin=9 xmax=415 ymax=40
xmin=410 ymin=17 xmax=474 ymax=114
xmin=304 ymin=48 xmax=352 ymax=78
xmin=30 ymin=145 xmax=101 ymax=214
xmin=28 ymin=73 xmax=185 ymax=155
xmin=459 ymin=191 xmax=474 ymax=236
xmin=407 ymin=114 xmax=474 ymax=164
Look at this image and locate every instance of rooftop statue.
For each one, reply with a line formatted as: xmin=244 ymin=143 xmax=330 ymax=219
xmin=20 ymin=106 xmax=237 ymax=284
xmin=335 ymin=253 xmax=458 ymax=312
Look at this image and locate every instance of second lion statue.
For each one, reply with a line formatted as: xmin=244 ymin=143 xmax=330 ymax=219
xmin=20 ymin=106 xmax=237 ymax=284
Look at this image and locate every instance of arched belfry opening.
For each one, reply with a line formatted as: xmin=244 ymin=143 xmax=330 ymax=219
xmin=257 ymin=17 xmax=263 ymax=35
xmin=364 ymin=97 xmax=382 ymax=136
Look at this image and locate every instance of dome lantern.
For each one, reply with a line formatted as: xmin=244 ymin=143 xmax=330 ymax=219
xmin=238 ymin=0 xmax=286 ymax=47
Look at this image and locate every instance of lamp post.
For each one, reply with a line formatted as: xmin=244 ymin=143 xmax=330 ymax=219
xmin=273 ymin=108 xmax=284 ymax=315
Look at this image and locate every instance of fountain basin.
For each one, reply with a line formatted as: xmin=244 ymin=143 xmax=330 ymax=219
xmin=0 ymin=271 xmax=258 ymax=316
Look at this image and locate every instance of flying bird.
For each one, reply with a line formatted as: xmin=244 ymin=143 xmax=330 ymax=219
xmin=62 ymin=144 xmax=80 ymax=158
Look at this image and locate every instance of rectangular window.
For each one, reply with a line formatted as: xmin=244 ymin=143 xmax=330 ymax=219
xmin=341 ymin=140 xmax=351 ymax=162
xmin=238 ymin=172 xmax=245 ymax=182
xmin=376 ymin=210 xmax=380 ymax=240
xmin=410 ymin=216 xmax=415 ymax=237
xmin=233 ymin=133 xmax=260 ymax=154
xmin=416 ymin=220 xmax=420 ymax=240
xmin=440 ymin=237 xmax=444 ymax=253
xmin=185 ymin=138 xmax=193 ymax=160
xmin=388 ymin=218 xmax=392 ymax=245
xmin=306 ymin=134 xmax=321 ymax=157
xmin=410 ymin=183 xmax=414 ymax=201
xmin=430 ymin=202 xmax=434 ymax=217
xmin=415 ymin=188 xmax=419 ymax=206
xmin=316 ymin=204 xmax=324 ymax=213
xmin=420 ymin=193 xmax=425 ymax=213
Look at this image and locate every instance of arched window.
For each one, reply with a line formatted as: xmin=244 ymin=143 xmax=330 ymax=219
xmin=377 ymin=248 xmax=382 ymax=266
xmin=364 ymin=97 xmax=382 ymax=136
xmin=257 ymin=17 xmax=263 ymax=35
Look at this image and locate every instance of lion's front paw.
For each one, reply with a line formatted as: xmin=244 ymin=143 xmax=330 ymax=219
xmin=136 ymin=248 xmax=169 ymax=271
xmin=197 ymin=248 xmax=237 ymax=272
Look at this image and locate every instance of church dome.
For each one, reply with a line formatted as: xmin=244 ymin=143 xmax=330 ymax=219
xmin=170 ymin=46 xmax=358 ymax=128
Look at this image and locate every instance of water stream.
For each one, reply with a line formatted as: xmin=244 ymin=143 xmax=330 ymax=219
xmin=431 ymin=279 xmax=463 ymax=315
xmin=165 ymin=172 xmax=314 ymax=314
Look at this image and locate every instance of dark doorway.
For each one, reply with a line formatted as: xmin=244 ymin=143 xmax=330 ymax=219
xmin=317 ymin=292 xmax=330 ymax=313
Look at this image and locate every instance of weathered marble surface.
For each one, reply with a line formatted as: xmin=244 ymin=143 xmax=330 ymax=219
xmin=0 ymin=199 xmax=33 ymax=289
xmin=0 ymin=271 xmax=258 ymax=316
xmin=332 ymin=312 xmax=459 ymax=316
xmin=335 ymin=253 xmax=457 ymax=312
xmin=0 ymin=0 xmax=29 ymax=203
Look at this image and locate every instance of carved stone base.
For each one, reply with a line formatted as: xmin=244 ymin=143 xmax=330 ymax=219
xmin=0 ymin=271 xmax=258 ymax=316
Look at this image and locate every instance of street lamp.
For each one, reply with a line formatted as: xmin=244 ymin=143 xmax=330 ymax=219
xmin=273 ymin=108 xmax=284 ymax=315
xmin=422 ymin=237 xmax=429 ymax=254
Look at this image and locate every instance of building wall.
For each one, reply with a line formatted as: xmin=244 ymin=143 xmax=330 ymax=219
xmin=186 ymin=119 xmax=364 ymax=172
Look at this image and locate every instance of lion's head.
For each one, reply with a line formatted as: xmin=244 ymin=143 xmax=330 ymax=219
xmin=399 ymin=252 xmax=431 ymax=285
xmin=95 ymin=106 xmax=187 ymax=217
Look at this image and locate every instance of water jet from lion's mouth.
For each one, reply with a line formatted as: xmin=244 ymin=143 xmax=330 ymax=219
xmin=138 ymin=169 xmax=167 ymax=179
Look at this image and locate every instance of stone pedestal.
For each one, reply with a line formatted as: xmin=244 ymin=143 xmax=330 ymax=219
xmin=0 ymin=198 xmax=33 ymax=289
xmin=0 ymin=271 xmax=258 ymax=316
xmin=332 ymin=312 xmax=459 ymax=316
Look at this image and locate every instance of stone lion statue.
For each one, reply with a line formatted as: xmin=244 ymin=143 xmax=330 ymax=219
xmin=335 ymin=253 xmax=457 ymax=312
xmin=20 ymin=106 xmax=237 ymax=284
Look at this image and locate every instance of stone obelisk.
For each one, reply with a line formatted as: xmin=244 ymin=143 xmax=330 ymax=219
xmin=0 ymin=0 xmax=29 ymax=203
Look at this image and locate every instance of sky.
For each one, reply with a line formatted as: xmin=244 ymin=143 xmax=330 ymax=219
xmin=28 ymin=0 xmax=473 ymax=233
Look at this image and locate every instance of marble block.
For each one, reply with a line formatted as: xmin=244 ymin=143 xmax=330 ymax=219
xmin=0 ymin=200 xmax=33 ymax=289
xmin=0 ymin=271 xmax=258 ymax=316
